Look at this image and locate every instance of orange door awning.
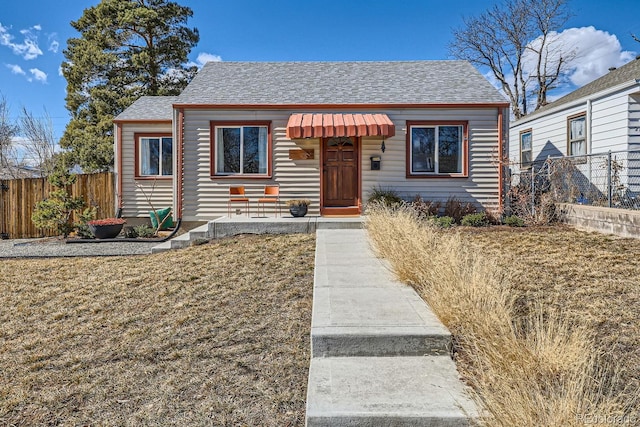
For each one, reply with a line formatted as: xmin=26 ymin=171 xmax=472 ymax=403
xmin=286 ymin=113 xmax=395 ymax=139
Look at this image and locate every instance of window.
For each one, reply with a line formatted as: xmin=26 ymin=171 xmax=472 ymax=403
xmin=520 ymin=129 xmax=532 ymax=168
xmin=136 ymin=134 xmax=172 ymax=178
xmin=407 ymin=122 xmax=467 ymax=176
xmin=568 ymin=113 xmax=586 ymax=156
xmin=211 ymin=122 xmax=271 ymax=177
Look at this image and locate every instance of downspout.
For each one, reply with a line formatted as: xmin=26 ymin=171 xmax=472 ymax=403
xmin=586 ymin=98 xmax=593 ymax=186
xmin=115 ymin=123 xmax=123 ymax=216
xmin=497 ymin=107 xmax=504 ymax=213
xmin=176 ymin=107 xmax=184 ymax=222
xmin=586 ymin=98 xmax=592 ymax=153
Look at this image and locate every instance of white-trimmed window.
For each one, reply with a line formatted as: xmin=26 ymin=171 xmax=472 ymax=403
xmin=520 ymin=129 xmax=532 ymax=168
xmin=137 ymin=135 xmax=172 ymax=177
xmin=568 ymin=113 xmax=586 ymax=156
xmin=213 ymin=125 xmax=270 ymax=175
xmin=409 ymin=124 xmax=465 ymax=175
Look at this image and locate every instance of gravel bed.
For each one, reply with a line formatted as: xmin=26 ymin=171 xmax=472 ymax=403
xmin=0 ymin=238 xmax=159 ymax=258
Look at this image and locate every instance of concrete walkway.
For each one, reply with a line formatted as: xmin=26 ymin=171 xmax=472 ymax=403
xmin=307 ymin=229 xmax=477 ymax=426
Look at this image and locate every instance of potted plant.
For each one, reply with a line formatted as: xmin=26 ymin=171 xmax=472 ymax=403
xmin=286 ymin=199 xmax=310 ymax=217
xmin=87 ymin=218 xmax=126 ymax=239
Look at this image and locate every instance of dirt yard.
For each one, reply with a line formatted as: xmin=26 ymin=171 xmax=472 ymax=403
xmin=0 ymin=233 xmax=315 ymax=426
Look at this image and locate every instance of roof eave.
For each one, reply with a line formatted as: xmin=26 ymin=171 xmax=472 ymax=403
xmin=512 ymin=79 xmax=640 ymax=127
xmin=171 ymin=102 xmax=511 ymax=110
xmin=113 ymin=119 xmax=173 ymax=124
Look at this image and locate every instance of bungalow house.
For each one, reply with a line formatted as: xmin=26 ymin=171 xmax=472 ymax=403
xmin=113 ymin=61 xmax=509 ymax=222
xmin=509 ymin=57 xmax=640 ymax=175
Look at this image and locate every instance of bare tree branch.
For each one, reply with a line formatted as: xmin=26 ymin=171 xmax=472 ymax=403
xmin=19 ymin=107 xmax=57 ymax=177
xmin=0 ymin=95 xmax=22 ymax=179
xmin=450 ymin=0 xmax=571 ymax=119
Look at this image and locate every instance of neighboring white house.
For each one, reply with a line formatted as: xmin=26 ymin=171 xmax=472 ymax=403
xmin=114 ymin=61 xmax=509 ymax=221
xmin=509 ymin=57 xmax=640 ymax=168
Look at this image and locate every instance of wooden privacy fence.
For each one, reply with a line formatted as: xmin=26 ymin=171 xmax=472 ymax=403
xmin=0 ymin=172 xmax=115 ymax=239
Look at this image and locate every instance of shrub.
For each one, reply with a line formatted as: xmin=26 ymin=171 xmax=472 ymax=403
xmin=432 ymin=216 xmax=454 ymax=228
xmin=461 ymin=212 xmax=489 ymax=227
xmin=367 ymin=186 xmax=403 ymax=208
xmin=485 ymin=210 xmax=503 ymax=225
xmin=31 ymin=170 xmax=86 ymax=238
xmin=134 ymin=225 xmax=156 ymax=238
xmin=410 ymin=196 xmax=441 ymax=219
xmin=504 ymin=215 xmax=525 ymax=227
xmin=74 ymin=207 xmax=97 ymax=238
xmin=123 ymin=226 xmax=138 ymax=238
xmin=443 ymin=197 xmax=476 ymax=223
xmin=508 ymin=174 xmax=559 ymax=226
xmin=285 ymin=199 xmax=311 ymax=207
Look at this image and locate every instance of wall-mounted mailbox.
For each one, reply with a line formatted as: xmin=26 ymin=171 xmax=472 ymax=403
xmin=370 ymin=156 xmax=381 ymax=171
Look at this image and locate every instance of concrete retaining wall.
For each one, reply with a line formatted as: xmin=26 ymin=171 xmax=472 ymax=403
xmin=558 ymin=203 xmax=640 ymax=238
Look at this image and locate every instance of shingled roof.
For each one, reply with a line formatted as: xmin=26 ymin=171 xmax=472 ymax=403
xmin=523 ymin=57 xmax=640 ymax=120
xmin=175 ymin=61 xmax=508 ymax=105
xmin=114 ymin=96 xmax=178 ymax=121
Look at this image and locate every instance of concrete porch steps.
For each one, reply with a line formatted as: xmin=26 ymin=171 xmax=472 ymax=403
xmin=307 ymin=229 xmax=477 ymax=426
xmin=152 ymin=216 xmax=363 ymax=253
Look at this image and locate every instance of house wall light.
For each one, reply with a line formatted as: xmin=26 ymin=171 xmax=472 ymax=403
xmin=381 ymin=139 xmax=386 ymax=153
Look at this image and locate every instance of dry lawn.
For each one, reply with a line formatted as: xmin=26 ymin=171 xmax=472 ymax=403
xmin=461 ymin=225 xmax=640 ymax=410
xmin=367 ymin=207 xmax=638 ymax=427
xmin=0 ymin=233 xmax=315 ymax=426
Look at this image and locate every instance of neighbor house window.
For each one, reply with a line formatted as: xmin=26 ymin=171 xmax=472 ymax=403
xmin=520 ymin=129 xmax=532 ymax=168
xmin=568 ymin=113 xmax=586 ymax=156
xmin=407 ymin=122 xmax=467 ymax=176
xmin=211 ymin=121 xmax=271 ymax=177
xmin=136 ymin=134 xmax=172 ymax=178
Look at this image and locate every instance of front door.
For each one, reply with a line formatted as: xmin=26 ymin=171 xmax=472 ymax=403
xmin=322 ymin=136 xmax=359 ymax=213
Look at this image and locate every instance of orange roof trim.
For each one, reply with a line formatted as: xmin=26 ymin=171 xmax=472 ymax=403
xmin=286 ymin=113 xmax=395 ymax=139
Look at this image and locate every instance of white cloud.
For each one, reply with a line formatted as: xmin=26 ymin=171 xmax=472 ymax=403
xmin=197 ymin=52 xmax=222 ymax=65
xmin=188 ymin=52 xmax=223 ymax=69
xmin=48 ymin=40 xmax=59 ymax=53
xmin=524 ymin=26 xmax=636 ymax=88
xmin=0 ymin=22 xmax=43 ymax=60
xmin=563 ymin=27 xmax=635 ymax=86
xmin=5 ymin=63 xmax=25 ymax=75
xmin=486 ymin=26 xmax=638 ymax=108
xmin=29 ymin=68 xmax=47 ymax=83
xmin=33 ymin=24 xmax=41 ymax=31
xmin=47 ymin=32 xmax=59 ymax=53
xmin=58 ymin=64 xmax=63 ymax=76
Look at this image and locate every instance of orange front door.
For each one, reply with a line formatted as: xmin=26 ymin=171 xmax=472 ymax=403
xmin=322 ymin=136 xmax=359 ymax=209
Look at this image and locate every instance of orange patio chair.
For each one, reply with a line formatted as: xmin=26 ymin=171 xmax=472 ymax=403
xmin=228 ymin=185 xmax=249 ymax=217
xmin=257 ymin=185 xmax=281 ymax=217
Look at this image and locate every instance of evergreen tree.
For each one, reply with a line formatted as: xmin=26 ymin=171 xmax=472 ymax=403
xmin=60 ymin=0 xmax=199 ymax=171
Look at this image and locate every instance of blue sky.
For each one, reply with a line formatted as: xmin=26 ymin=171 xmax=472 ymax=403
xmin=1 ymin=0 xmax=639 ymax=145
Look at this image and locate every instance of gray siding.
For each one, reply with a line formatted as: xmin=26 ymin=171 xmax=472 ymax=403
xmin=509 ymin=86 xmax=640 ymax=173
xmin=120 ymin=123 xmax=173 ymax=218
xmin=362 ymin=109 xmax=501 ymax=210
xmin=181 ymin=109 xmax=320 ymax=220
xmin=181 ymin=108 xmax=501 ymax=220
xmin=591 ymin=92 xmax=631 ymax=152
xmin=628 ymin=94 xmax=640 ymax=149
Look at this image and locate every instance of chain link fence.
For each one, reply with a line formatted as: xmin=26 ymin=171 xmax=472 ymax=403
xmin=507 ymin=150 xmax=640 ymax=222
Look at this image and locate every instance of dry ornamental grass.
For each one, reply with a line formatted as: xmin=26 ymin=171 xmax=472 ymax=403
xmin=0 ymin=233 xmax=315 ymax=426
xmin=366 ymin=206 xmax=638 ymax=427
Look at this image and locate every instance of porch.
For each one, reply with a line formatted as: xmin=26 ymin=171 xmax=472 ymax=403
xmin=151 ymin=216 xmax=364 ymax=253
